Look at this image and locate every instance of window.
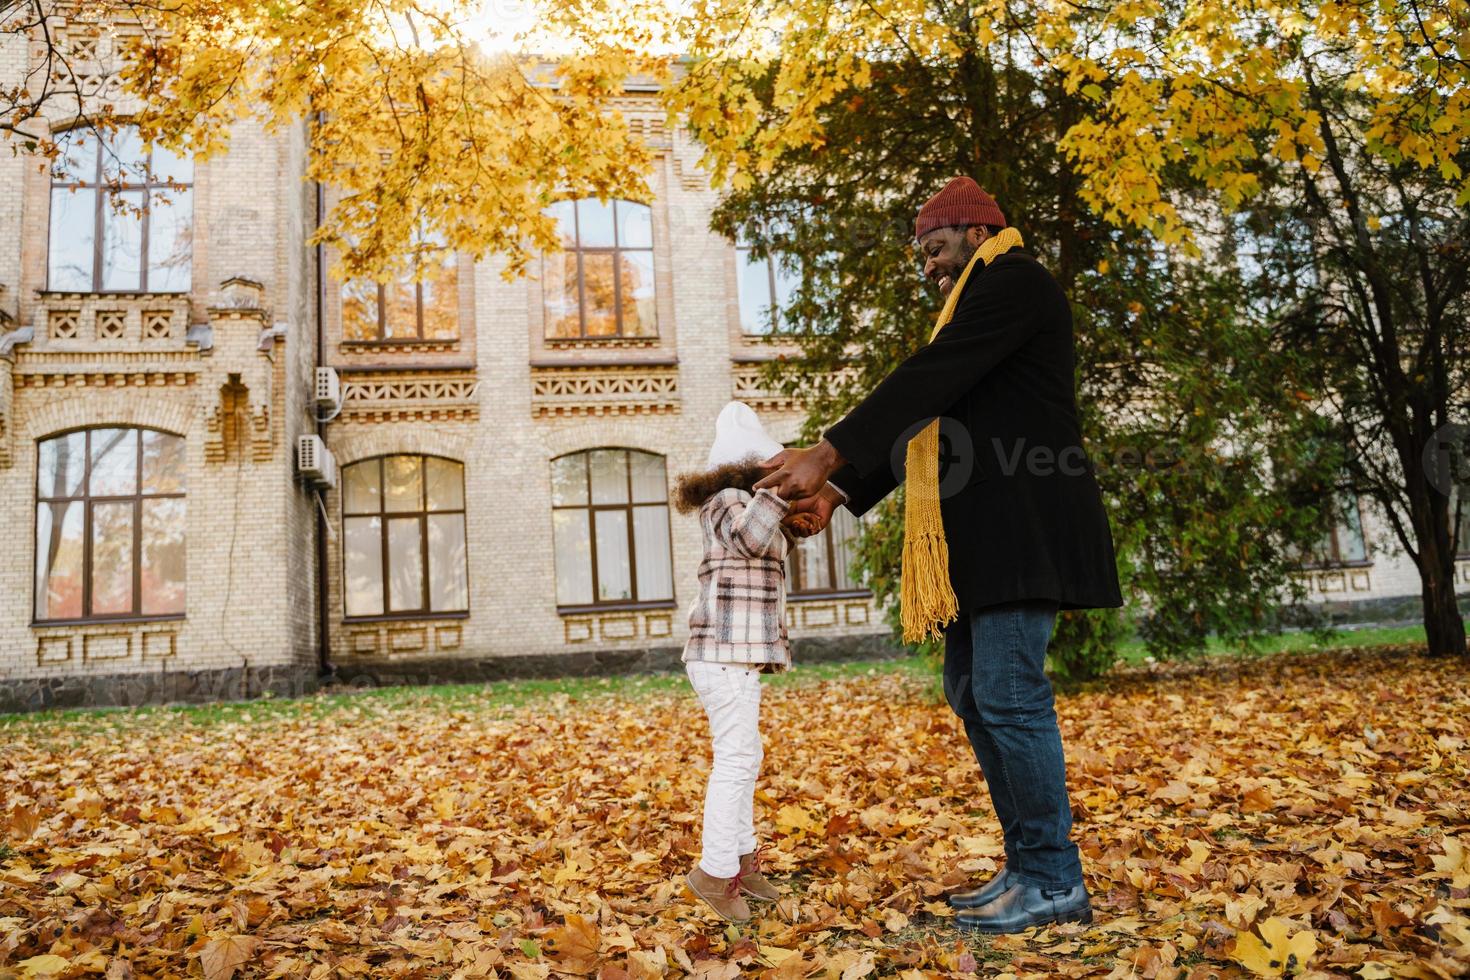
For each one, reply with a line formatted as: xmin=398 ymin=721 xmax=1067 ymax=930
xmin=48 ymin=125 xmax=193 ymax=293
xmin=34 ymin=428 xmax=186 ymax=622
xmin=341 ymin=232 xmax=458 ymax=342
xmin=736 ymin=225 xmax=800 ymax=335
xmin=551 ymin=449 xmax=673 ymax=607
xmin=786 ymin=506 xmax=867 ymax=595
xmin=1300 ymin=492 xmax=1369 ymax=567
xmin=543 ymin=199 xmax=656 ymax=339
xmin=342 ymin=456 xmax=469 ymax=618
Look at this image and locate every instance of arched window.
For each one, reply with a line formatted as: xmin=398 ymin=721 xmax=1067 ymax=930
xmin=736 ymin=223 xmax=800 ymax=335
xmin=550 ymin=449 xmax=672 ymax=607
xmin=34 ymin=428 xmax=187 ymax=622
xmin=542 ymin=199 xmax=656 ymax=339
xmin=341 ymin=455 xmax=469 ymax=618
xmin=341 ymin=230 xmax=458 ymax=342
xmin=48 ymin=125 xmax=193 ymax=293
xmin=786 ymin=506 xmax=867 ymax=595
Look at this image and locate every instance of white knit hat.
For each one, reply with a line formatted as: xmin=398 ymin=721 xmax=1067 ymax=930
xmin=706 ymin=400 xmax=784 ymax=469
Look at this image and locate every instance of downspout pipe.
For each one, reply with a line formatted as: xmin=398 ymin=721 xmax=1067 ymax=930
xmin=313 ymin=114 xmax=334 ymax=680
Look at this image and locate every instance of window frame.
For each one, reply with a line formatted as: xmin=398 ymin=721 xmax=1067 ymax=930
xmin=543 ymin=200 xmax=657 ymax=340
xmin=785 ymin=510 xmax=871 ymax=599
xmin=32 ymin=426 xmax=188 ymax=625
xmin=339 ymin=250 xmax=460 ymax=344
xmin=551 ymin=448 xmax=675 ymax=612
xmin=734 ymin=222 xmax=800 ymax=337
xmin=340 ymin=454 xmax=471 ymax=621
xmin=1298 ymin=493 xmax=1372 ymax=569
xmin=47 ymin=124 xmax=193 ymax=294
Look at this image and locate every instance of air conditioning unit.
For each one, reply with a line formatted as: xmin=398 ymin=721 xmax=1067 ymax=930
xmin=314 ymin=366 xmax=342 ymax=413
xmin=296 ymin=434 xmax=337 ymax=489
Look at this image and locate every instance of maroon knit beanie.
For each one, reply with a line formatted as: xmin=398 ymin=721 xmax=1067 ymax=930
xmin=914 ymin=177 xmax=1007 ymax=240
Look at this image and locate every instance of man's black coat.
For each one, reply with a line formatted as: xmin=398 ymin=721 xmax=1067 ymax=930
xmin=825 ymin=245 xmax=1123 ymax=613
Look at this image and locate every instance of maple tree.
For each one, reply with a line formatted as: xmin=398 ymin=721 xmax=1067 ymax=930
xmin=1045 ymin=0 xmax=1470 ymax=660
xmin=2 ymin=0 xmax=665 ymax=280
xmin=686 ymin=2 xmax=1346 ymax=676
xmin=3 ymin=646 xmax=1468 ymax=977
xmin=670 ymin=0 xmax=1469 ymax=659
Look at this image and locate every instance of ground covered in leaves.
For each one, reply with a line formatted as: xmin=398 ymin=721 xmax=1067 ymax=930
xmin=2 ymin=646 xmax=1469 ymax=979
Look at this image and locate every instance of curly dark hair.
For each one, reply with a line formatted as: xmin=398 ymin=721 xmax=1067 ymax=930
xmin=672 ymin=460 xmax=767 ymax=513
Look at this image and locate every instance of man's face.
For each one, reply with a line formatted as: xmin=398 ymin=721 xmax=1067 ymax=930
xmin=919 ymin=226 xmax=988 ymax=297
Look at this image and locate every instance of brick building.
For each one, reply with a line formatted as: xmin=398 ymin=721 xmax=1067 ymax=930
xmin=1 ymin=26 xmax=1464 ymax=710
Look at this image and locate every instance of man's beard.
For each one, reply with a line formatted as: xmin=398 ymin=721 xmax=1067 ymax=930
xmin=938 ymin=239 xmax=978 ymax=297
xmin=954 ymin=238 xmax=978 ymax=269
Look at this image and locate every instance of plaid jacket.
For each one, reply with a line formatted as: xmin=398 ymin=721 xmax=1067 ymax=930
xmin=682 ymin=487 xmax=792 ymax=671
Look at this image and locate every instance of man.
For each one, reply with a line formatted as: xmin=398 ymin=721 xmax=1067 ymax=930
xmin=756 ymin=177 xmax=1122 ymax=933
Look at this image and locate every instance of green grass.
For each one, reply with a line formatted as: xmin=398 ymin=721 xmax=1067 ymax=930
xmin=1112 ymin=622 xmax=1432 ymax=665
xmin=0 ymin=621 xmax=1437 ymax=734
xmin=0 ymin=654 xmax=934 ymax=734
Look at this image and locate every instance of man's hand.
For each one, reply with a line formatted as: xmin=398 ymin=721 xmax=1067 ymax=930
xmin=755 ymin=439 xmax=846 ymax=500
xmin=782 ymin=483 xmax=842 ymax=536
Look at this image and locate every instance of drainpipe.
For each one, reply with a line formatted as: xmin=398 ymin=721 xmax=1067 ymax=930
xmin=313 ymin=115 xmax=334 ymax=680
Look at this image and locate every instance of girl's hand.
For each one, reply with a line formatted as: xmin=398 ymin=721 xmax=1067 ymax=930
xmin=783 ymin=512 xmax=824 ymax=537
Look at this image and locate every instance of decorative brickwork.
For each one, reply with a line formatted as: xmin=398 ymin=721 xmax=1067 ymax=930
xmin=530 ymin=364 xmax=680 ymax=417
xmin=95 ymin=310 xmax=126 ymax=339
xmin=142 ymin=310 xmax=174 ymax=340
xmin=784 ymin=597 xmax=876 ymax=630
xmin=339 ymin=371 xmax=480 ymax=423
xmin=48 ymin=310 xmax=78 ymax=339
xmin=329 ymin=425 xmax=473 ymax=469
xmin=559 ymin=608 xmax=677 ymax=645
xmin=343 ymin=620 xmax=468 ymax=659
xmin=732 ymin=361 xmax=802 ymax=413
xmin=1296 ymin=567 xmax=1374 ymax=595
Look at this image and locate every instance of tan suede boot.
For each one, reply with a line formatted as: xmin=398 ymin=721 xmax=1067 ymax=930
xmin=737 ymin=849 xmax=781 ymax=902
xmin=685 ymin=867 xmax=752 ymax=922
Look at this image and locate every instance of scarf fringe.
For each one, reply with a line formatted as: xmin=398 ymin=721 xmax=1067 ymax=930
xmin=900 ymin=528 xmax=960 ymax=644
xmin=899 ymin=227 xmax=1025 ymax=643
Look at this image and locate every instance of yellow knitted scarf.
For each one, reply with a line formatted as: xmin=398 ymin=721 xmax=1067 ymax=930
xmin=900 ymin=226 xmax=1025 ymax=643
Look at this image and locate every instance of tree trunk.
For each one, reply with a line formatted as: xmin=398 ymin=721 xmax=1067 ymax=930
xmin=1422 ymin=572 xmax=1466 ymax=658
xmin=1408 ymin=473 xmax=1468 ymax=657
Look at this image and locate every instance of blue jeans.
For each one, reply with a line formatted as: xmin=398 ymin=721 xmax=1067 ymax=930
xmin=943 ymin=599 xmax=1083 ymax=889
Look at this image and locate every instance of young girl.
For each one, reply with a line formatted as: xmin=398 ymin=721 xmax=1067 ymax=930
xmin=673 ymin=401 xmax=820 ymax=922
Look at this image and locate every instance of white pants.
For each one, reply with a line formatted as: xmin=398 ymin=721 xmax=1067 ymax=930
xmin=686 ymin=660 xmax=764 ymax=878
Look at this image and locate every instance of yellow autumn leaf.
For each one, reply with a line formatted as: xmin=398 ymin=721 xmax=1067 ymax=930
xmin=1234 ymin=917 xmax=1317 ymax=977
xmin=542 ymin=913 xmax=600 ymax=975
xmin=17 ymin=955 xmax=71 ymax=978
xmin=1178 ymin=839 xmax=1211 ymax=875
xmin=199 ymin=935 xmax=260 ymax=980
xmin=775 ymin=804 xmax=818 ymax=835
xmin=1432 ymin=836 xmax=1470 ymax=888
xmin=760 ymin=945 xmax=800 ymax=965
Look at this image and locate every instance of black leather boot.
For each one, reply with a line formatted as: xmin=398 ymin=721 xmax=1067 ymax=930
xmin=955 ymin=881 xmax=1092 ymax=933
xmin=946 ymin=867 xmax=1014 ymax=910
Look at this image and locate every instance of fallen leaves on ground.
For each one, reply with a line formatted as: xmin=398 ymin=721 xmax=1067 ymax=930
xmin=2 ymin=645 xmax=1468 ymax=978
